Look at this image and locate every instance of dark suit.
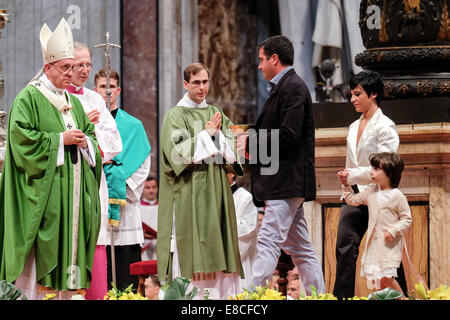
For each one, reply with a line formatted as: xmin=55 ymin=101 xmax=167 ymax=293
xmin=249 ymin=68 xmax=324 ymax=294
xmin=250 ymin=68 xmax=316 ymax=203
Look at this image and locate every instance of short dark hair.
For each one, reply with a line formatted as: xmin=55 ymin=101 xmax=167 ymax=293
xmin=349 ymin=71 xmax=383 ymax=105
xmin=94 ymin=68 xmax=120 ymax=87
xmin=183 ymin=63 xmax=210 ymax=83
xmin=146 ymin=176 xmax=158 ymax=183
xmin=259 ymin=35 xmax=294 ymax=66
xmin=369 ymin=152 xmax=404 ymax=188
xmin=147 ymin=274 xmax=160 ymax=287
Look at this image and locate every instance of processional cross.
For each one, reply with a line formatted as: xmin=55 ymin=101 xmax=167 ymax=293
xmin=95 ymin=32 xmax=121 ymax=111
xmin=95 ymin=32 xmax=121 ymax=286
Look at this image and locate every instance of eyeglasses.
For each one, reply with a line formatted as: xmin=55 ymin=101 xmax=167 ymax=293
xmin=49 ymin=62 xmax=93 ymax=74
xmin=49 ymin=62 xmax=74 ymax=74
xmin=72 ymin=63 xmax=93 ymax=71
xmin=189 ymin=79 xmax=209 ymax=87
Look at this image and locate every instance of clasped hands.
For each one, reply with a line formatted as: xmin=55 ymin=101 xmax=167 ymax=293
xmin=205 ymin=112 xmax=222 ymax=136
xmin=205 ymin=112 xmax=248 ymax=157
xmin=63 ymin=129 xmax=88 ymax=148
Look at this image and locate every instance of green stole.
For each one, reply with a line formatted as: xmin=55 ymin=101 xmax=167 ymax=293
xmin=103 ymin=109 xmax=151 ymax=226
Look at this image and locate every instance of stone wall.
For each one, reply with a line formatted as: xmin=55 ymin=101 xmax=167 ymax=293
xmin=0 ymin=0 xmax=121 ymax=113
xmin=122 ymin=0 xmax=158 ymax=178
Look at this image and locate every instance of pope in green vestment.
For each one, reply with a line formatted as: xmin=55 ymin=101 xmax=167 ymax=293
xmin=157 ymin=100 xmax=244 ymax=283
xmin=0 ymin=84 xmax=102 ymax=290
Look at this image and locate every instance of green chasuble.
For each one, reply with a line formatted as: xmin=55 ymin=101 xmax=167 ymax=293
xmin=157 ymin=104 xmax=244 ymax=282
xmin=0 ymin=85 xmax=102 ymax=290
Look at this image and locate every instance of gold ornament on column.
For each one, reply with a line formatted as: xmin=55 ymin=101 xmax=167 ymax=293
xmin=0 ymin=9 xmax=11 ymax=168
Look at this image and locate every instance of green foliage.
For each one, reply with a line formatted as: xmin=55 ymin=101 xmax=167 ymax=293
xmin=298 ymin=285 xmax=338 ymax=300
xmin=162 ymin=277 xmax=199 ymax=300
xmin=368 ymin=287 xmax=403 ymax=300
xmin=0 ymin=280 xmax=27 ymax=300
xmin=104 ymin=283 xmax=147 ymax=300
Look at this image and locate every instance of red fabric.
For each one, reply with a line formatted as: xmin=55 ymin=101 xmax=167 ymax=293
xmin=85 ymin=245 xmax=108 ymax=300
xmin=130 ymin=260 xmax=157 ymax=275
xmin=67 ymin=85 xmax=84 ymax=95
xmin=98 ymin=144 xmax=104 ymax=159
xmin=140 ymin=199 xmax=158 ymax=206
xmin=142 ymin=222 xmax=157 ymax=237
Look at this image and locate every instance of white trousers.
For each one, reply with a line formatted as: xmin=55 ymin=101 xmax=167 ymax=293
xmin=251 ymin=198 xmax=325 ymax=295
xmin=14 ymin=246 xmax=80 ymax=300
xmin=170 ymin=209 xmax=241 ymax=300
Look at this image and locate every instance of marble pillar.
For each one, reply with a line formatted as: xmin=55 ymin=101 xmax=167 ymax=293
xmin=122 ymin=0 xmax=158 ymax=178
xmin=158 ymin=0 xmax=199 ymax=123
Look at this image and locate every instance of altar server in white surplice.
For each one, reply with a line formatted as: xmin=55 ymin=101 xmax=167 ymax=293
xmin=68 ymin=42 xmax=122 ymax=300
xmin=225 ymin=168 xmax=259 ymax=292
xmin=94 ymin=68 xmax=151 ymax=292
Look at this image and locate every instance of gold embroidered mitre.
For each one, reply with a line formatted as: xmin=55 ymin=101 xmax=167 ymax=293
xmin=40 ymin=18 xmax=74 ymax=64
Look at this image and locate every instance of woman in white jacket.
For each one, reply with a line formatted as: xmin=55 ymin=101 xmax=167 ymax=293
xmin=333 ymin=71 xmax=401 ymax=299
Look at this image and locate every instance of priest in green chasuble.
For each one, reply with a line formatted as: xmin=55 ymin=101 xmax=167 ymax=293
xmin=157 ymin=63 xmax=244 ymax=300
xmin=0 ymin=18 xmax=102 ymax=299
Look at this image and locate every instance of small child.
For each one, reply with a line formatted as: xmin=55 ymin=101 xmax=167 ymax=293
xmin=338 ymin=152 xmax=412 ymax=294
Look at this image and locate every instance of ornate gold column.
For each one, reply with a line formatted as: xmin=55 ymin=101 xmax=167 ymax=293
xmin=0 ymin=9 xmax=10 ymax=171
xmin=356 ymin=0 xmax=450 ymax=99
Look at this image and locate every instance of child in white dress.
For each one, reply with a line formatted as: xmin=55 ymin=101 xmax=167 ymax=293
xmin=338 ymin=152 xmax=412 ymax=294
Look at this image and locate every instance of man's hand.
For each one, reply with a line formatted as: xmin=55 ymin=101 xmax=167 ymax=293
xmin=205 ymin=112 xmax=221 ymax=136
xmin=236 ymin=132 xmax=248 ymax=157
xmin=337 ymin=170 xmax=349 ymax=186
xmin=63 ymin=129 xmax=88 ymax=148
xmin=86 ymin=109 xmax=100 ymax=125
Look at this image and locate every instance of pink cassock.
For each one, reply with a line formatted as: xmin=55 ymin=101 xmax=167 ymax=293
xmin=85 ymin=245 xmax=108 ymax=300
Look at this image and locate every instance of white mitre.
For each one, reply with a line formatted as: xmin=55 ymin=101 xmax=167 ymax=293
xmin=40 ymin=18 xmax=74 ymax=64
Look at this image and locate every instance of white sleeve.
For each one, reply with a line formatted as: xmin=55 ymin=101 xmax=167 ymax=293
xmin=57 ymin=133 xmax=65 ymax=167
xmin=218 ymin=131 xmax=236 ymax=163
xmin=79 ymin=137 xmax=96 ymax=167
xmin=235 ymin=193 xmax=259 ymax=239
xmin=347 ymin=167 xmax=372 ymax=186
xmin=377 ymin=122 xmax=399 ymax=153
xmin=192 ymin=130 xmax=219 ymax=163
xmin=126 ymin=153 xmax=151 ymax=203
xmin=94 ymin=95 xmax=123 ymax=162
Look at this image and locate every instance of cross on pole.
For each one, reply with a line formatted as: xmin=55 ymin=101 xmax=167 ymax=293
xmin=94 ymin=32 xmax=121 ymax=287
xmin=95 ymin=32 xmax=121 ymax=111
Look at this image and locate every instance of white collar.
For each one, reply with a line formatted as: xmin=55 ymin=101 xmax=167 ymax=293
xmin=40 ymin=74 xmax=66 ymax=96
xmin=142 ymin=198 xmax=158 ymax=205
xmin=358 ymin=107 xmax=381 ymax=124
xmin=33 ymin=74 xmax=72 ymax=113
xmin=177 ymin=93 xmax=207 ymax=109
xmin=71 ymin=84 xmax=84 ymax=91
